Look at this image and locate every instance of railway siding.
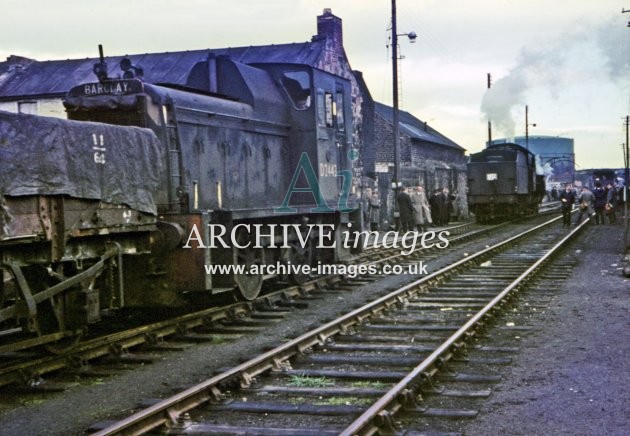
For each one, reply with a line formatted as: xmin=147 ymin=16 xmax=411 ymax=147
xmin=89 ymin=216 xmax=589 ymax=434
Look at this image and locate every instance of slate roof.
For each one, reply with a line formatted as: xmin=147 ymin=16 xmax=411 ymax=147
xmin=374 ymin=101 xmax=465 ymax=151
xmin=0 ymin=40 xmax=327 ymax=100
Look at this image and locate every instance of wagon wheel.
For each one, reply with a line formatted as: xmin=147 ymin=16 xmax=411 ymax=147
xmin=37 ymin=294 xmax=84 ymax=354
xmin=287 ymin=241 xmax=313 ymax=285
xmin=0 ymin=267 xmax=23 ymax=336
xmin=0 ymin=264 xmax=85 ymax=353
xmin=234 ymin=247 xmax=263 ymax=301
xmin=40 ymin=263 xmax=97 ymax=353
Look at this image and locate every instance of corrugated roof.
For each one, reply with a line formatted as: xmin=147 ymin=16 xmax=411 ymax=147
xmin=0 ymin=41 xmax=326 ymax=99
xmin=374 ymin=101 xmax=464 ymax=151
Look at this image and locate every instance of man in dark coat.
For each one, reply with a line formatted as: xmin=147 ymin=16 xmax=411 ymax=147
xmin=592 ymin=181 xmax=607 ymax=224
xmin=368 ymin=190 xmax=381 ymax=231
xmin=605 ymin=183 xmax=617 ymax=224
xmin=574 ymin=186 xmax=594 ymax=225
xmin=429 ymin=189 xmax=444 ymax=226
xmin=397 ymin=186 xmax=414 ymax=232
xmin=559 ymin=183 xmax=576 ymax=228
xmin=441 ymin=187 xmax=453 ymax=225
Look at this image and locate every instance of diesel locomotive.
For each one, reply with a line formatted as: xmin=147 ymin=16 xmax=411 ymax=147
xmin=0 ymin=53 xmax=359 ymax=350
xmin=467 ymin=142 xmax=545 ymax=223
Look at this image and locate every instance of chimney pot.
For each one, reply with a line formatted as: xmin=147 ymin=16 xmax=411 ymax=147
xmin=317 ymin=8 xmax=343 ymax=52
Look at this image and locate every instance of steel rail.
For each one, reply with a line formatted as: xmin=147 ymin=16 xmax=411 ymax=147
xmin=0 ymin=301 xmax=249 ymax=387
xmin=349 ymin=221 xmax=477 ymax=263
xmin=361 ymin=222 xmax=500 ymax=267
xmin=92 ymin=215 xmax=566 ymax=435
xmin=341 ymin=216 xmax=589 ymax=435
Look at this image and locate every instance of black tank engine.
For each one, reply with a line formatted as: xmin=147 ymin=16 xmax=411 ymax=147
xmin=467 ymin=142 xmax=545 ymax=223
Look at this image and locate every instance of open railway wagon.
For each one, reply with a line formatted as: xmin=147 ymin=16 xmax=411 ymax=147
xmin=467 ymin=142 xmax=546 ymax=223
xmin=0 ymin=111 xmax=162 ymax=351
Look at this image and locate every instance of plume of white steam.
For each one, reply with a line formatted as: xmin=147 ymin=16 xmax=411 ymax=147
xmin=596 ymin=16 xmax=630 ymax=75
xmin=481 ymin=15 xmax=630 ymax=139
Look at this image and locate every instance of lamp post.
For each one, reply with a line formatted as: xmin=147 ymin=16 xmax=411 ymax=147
xmin=391 ymin=0 xmax=416 ymax=227
xmin=623 ymin=8 xmax=629 ymax=258
xmin=624 ymin=115 xmax=629 ymax=255
xmin=525 ymin=105 xmax=536 ymax=150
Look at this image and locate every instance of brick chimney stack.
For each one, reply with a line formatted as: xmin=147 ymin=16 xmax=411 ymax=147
xmin=317 ymin=8 xmax=343 ymax=55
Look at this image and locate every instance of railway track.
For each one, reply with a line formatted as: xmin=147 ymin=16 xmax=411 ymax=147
xmin=88 ymin=213 xmax=585 ymax=435
xmin=0 ymin=221 xmax=504 ymax=390
xmin=1 ymin=204 xmax=561 ymax=358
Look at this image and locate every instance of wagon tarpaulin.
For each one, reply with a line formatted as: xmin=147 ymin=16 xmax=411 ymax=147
xmin=0 ymin=110 xmax=163 ymax=215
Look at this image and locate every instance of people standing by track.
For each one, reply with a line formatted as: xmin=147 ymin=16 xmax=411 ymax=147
xmin=559 ymin=184 xmax=576 ymax=228
xmin=605 ymin=183 xmax=617 ymax=224
xmin=410 ymin=186 xmax=430 ymax=232
xmin=420 ymin=186 xmax=433 ymax=227
xmin=429 ymin=189 xmax=444 ymax=226
xmin=396 ymin=185 xmax=414 ymax=232
xmin=574 ymin=186 xmax=594 ymax=225
xmin=441 ymin=187 xmax=453 ymax=225
xmin=592 ymin=181 xmax=607 ymax=225
xmin=368 ymin=190 xmax=380 ymax=231
xmin=361 ymin=188 xmax=371 ymax=231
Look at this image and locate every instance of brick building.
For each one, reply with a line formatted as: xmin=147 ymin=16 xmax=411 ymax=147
xmin=366 ymin=102 xmax=468 ymax=227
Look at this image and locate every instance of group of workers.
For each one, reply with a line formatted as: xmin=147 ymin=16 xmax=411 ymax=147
xmin=363 ymin=185 xmax=455 ymax=233
xmin=559 ymin=180 xmax=623 ymax=228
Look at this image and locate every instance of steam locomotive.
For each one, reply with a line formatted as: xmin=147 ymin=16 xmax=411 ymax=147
xmin=0 ymin=53 xmax=359 ymax=350
xmin=467 ymin=142 xmax=545 ymax=223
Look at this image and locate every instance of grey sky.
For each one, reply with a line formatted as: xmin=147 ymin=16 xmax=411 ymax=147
xmin=2 ymin=0 xmax=629 ymax=168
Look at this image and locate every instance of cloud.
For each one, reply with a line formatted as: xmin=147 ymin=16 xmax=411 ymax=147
xmin=596 ymin=15 xmax=630 ymax=78
xmin=480 ymin=14 xmax=630 ymax=139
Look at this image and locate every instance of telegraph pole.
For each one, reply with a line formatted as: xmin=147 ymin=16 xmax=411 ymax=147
xmin=525 ymin=105 xmax=537 ymax=151
xmin=390 ymin=0 xmax=416 ymax=229
xmin=487 ymin=73 xmax=492 ymax=148
xmin=525 ymin=105 xmax=530 ymax=150
xmin=392 ymin=0 xmax=400 ymax=219
xmin=623 ymin=8 xmax=630 ymax=256
xmin=624 ymin=115 xmax=629 ymax=254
